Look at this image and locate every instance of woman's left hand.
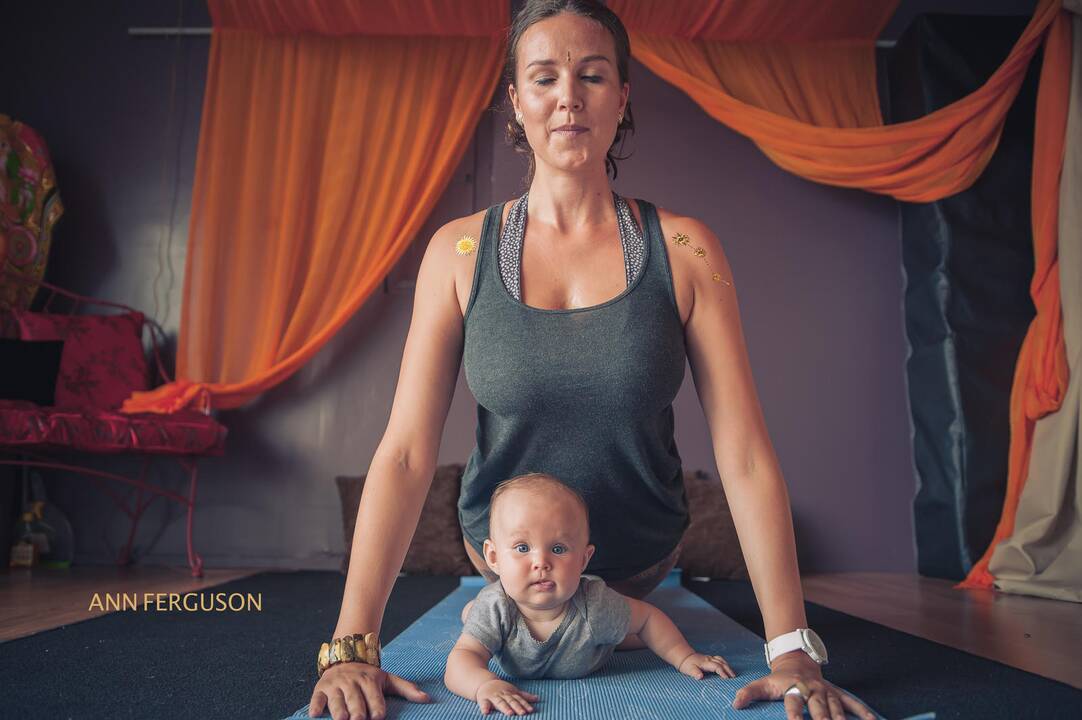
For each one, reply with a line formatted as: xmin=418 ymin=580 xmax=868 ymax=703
xmin=731 ymin=652 xmax=878 ymax=720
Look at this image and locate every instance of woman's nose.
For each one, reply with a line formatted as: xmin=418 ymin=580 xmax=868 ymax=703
xmin=557 ymin=76 xmax=584 ymax=113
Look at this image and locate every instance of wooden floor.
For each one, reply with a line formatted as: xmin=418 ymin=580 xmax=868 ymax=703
xmin=0 ymin=564 xmax=260 ymax=642
xmin=1 ymin=567 xmax=1079 ymax=690
xmin=802 ymin=572 xmax=1082 ymax=690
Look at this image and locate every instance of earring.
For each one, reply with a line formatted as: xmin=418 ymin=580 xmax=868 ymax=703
xmin=618 ymin=112 xmax=624 ymax=124
xmin=515 ymin=113 xmax=524 ymax=125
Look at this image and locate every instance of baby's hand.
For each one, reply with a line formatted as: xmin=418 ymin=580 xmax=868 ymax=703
xmin=678 ymin=651 xmax=737 ymax=680
xmin=475 ymin=678 xmax=540 ymax=716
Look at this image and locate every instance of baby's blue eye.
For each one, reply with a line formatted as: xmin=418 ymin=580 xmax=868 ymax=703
xmin=514 ymin=543 xmax=529 ymax=553
xmin=552 ymin=545 xmax=567 ymax=555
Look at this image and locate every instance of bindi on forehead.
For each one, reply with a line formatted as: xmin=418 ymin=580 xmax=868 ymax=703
xmin=523 ymin=53 xmax=612 ymax=71
xmin=519 ymin=16 xmax=614 ymax=69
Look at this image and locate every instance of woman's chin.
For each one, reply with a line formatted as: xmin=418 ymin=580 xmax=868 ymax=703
xmin=539 ymin=150 xmax=602 ymax=175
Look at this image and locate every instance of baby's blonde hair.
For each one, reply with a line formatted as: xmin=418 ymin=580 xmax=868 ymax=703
xmin=489 ymin=472 xmax=591 ymax=538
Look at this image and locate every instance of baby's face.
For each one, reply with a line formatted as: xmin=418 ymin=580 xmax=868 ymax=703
xmin=483 ymin=486 xmax=595 ymax=612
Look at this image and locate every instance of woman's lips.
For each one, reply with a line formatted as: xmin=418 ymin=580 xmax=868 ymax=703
xmin=553 ymin=127 xmax=587 ymax=137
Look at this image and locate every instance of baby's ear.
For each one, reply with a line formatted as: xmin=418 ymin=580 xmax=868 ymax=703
xmin=582 ymin=544 xmax=596 ymax=571
xmin=482 ymin=539 xmax=499 ymax=573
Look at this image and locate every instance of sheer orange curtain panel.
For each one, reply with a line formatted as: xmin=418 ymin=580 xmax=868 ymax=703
xmin=615 ymin=0 xmax=1062 ymax=202
xmin=122 ymin=0 xmax=507 ymax=413
xmin=959 ymin=9 xmax=1073 ymax=590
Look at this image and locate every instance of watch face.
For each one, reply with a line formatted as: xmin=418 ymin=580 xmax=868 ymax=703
xmin=803 ymin=629 xmax=828 ymax=663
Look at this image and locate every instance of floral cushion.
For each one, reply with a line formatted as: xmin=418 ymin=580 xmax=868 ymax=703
xmin=13 ymin=311 xmax=148 ymax=410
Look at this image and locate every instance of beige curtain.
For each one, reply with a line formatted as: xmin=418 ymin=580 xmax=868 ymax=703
xmin=989 ymin=2 xmax=1082 ymax=602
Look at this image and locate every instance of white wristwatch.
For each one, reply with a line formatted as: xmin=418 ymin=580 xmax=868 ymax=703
xmin=764 ymin=628 xmax=828 ymax=666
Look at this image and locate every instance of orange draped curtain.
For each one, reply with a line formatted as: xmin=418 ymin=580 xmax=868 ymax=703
xmin=613 ymin=0 xmax=1062 ymax=202
xmin=612 ymin=0 xmax=892 ymax=128
xmin=958 ymin=10 xmax=1073 ymax=590
xmin=122 ymin=0 xmax=507 ymax=413
xmin=610 ymin=0 xmax=1071 ymax=589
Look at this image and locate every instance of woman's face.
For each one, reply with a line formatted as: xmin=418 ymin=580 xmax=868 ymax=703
xmin=510 ymin=12 xmax=629 ymax=177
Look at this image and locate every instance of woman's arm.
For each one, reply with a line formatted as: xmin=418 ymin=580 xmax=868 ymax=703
xmin=669 ymin=214 xmax=806 ymax=643
xmin=334 ymin=217 xmax=473 ymax=638
xmin=310 ymin=216 xmax=479 ymax=720
xmin=667 ymin=214 xmax=875 ymax=719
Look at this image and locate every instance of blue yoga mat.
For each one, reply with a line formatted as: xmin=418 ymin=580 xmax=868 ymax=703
xmin=288 ymin=573 xmax=934 ymax=719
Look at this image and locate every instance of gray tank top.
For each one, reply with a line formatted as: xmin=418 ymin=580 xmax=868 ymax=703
xmin=459 ymin=197 xmax=689 ymax=580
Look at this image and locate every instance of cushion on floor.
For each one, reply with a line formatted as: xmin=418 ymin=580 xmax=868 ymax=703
xmin=337 ymin=467 xmax=749 ymax=580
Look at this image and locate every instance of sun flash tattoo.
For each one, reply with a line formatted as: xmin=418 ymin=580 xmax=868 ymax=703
xmin=671 ymin=232 xmax=732 ymax=286
xmin=454 ymin=234 xmax=477 ymax=256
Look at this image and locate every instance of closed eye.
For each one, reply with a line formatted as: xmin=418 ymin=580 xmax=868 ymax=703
xmin=534 ymin=76 xmax=603 ymax=86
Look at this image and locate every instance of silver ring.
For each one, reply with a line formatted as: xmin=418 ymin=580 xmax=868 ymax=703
xmin=785 ymin=685 xmax=809 ymax=702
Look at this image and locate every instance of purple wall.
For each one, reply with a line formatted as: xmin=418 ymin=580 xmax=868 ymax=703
xmin=7 ymin=0 xmax=1033 ymax=574
xmin=607 ymin=63 xmax=913 ymax=572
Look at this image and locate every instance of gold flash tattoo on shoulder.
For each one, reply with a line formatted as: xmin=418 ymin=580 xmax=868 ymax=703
xmin=671 ymin=232 xmax=732 ymax=286
xmin=454 ymin=234 xmax=477 ymax=256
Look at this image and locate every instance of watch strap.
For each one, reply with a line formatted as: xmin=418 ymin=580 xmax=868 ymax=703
xmin=764 ymin=629 xmax=807 ymax=665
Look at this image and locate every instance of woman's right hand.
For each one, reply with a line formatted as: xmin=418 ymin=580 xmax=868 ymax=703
xmin=308 ymin=662 xmax=432 ymax=720
xmin=311 ymin=218 xmax=479 ymax=720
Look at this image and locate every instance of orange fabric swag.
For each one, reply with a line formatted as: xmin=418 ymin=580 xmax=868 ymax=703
xmin=610 ymin=0 xmax=897 ymax=128
xmin=122 ymin=1 xmax=507 ymax=413
xmin=609 ymin=0 xmax=897 ymax=42
xmin=615 ymin=0 xmax=1061 ymax=202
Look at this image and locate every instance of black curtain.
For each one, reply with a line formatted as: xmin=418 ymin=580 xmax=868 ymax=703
xmin=888 ymin=15 xmax=1040 ymax=580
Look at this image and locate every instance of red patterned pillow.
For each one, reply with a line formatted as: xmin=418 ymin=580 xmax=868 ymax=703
xmin=14 ymin=311 xmax=148 ymax=410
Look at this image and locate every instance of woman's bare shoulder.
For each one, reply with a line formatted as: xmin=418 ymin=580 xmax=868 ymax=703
xmin=652 ymin=207 xmax=730 ymax=324
xmin=427 ymin=209 xmax=487 ymax=252
xmin=654 ymin=207 xmax=722 ymax=253
xmin=420 ymin=208 xmax=490 ymax=318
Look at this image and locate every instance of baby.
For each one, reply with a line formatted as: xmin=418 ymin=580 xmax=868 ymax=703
xmin=444 ymin=473 xmax=736 ymax=716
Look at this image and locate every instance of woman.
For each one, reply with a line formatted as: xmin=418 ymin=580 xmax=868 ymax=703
xmin=309 ymin=2 xmax=878 ymax=720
